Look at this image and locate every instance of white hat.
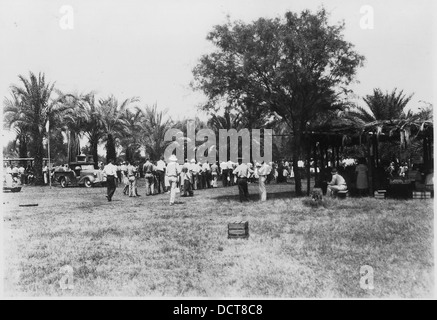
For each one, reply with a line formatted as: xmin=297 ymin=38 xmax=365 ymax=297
xmin=169 ymin=155 xmax=178 ymax=162
xmin=191 ymin=159 xmax=196 ymax=163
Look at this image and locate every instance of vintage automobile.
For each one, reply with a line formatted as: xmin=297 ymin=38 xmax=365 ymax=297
xmin=54 ymin=154 xmax=106 ymax=188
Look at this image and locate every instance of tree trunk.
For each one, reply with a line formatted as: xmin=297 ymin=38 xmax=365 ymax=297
xmin=19 ymin=134 xmax=28 ymax=167
xmin=306 ymin=143 xmax=311 ymax=196
xmin=106 ymin=133 xmax=117 ymax=163
xmin=33 ymin=132 xmax=44 ymax=185
xmin=91 ymin=139 xmax=99 ymax=169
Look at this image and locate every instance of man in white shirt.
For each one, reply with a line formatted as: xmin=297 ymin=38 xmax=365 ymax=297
xmin=201 ymin=161 xmax=211 ymax=189
xmin=165 ymin=155 xmax=180 ymax=205
xmin=156 ymin=157 xmax=166 ymax=194
xmin=220 ymin=161 xmax=228 ymax=187
xmin=233 ymin=161 xmax=250 ymax=202
xmin=190 ymin=159 xmax=199 ymax=190
xmin=258 ymin=162 xmax=271 ymax=201
xmin=103 ymin=159 xmax=117 ymax=201
xmin=327 ymin=168 xmax=348 ymax=197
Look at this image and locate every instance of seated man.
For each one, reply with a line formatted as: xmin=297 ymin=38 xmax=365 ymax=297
xmin=327 ymin=168 xmax=348 ymax=197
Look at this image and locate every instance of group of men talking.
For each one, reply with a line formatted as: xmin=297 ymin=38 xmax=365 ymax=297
xmin=101 ymin=156 xmax=274 ymax=204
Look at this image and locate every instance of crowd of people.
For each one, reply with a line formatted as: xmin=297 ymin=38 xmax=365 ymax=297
xmin=5 ymin=156 xmax=432 ymax=202
xmin=3 ymin=163 xmax=36 ymax=187
xmin=102 ymin=156 xmax=282 ymax=204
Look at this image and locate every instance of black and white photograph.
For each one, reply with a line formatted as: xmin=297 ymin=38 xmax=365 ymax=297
xmin=1 ymin=0 xmax=435 ymax=302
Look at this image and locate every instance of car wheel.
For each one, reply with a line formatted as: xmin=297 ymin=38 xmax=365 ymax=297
xmin=84 ymin=178 xmax=92 ymax=188
xmin=60 ymin=178 xmax=67 ymax=188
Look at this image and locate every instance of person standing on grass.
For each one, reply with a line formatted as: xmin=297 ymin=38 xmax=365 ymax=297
xmin=166 ymin=155 xmax=180 ymax=205
xmin=134 ymin=162 xmax=141 ymax=196
xmin=182 ymin=167 xmax=194 ymax=197
xmin=233 ymin=161 xmax=250 ymax=202
xmin=120 ymin=161 xmax=129 ymax=195
xmin=127 ymin=161 xmax=137 ymax=197
xmin=116 ymin=162 xmax=122 ymax=185
xmin=327 ymin=168 xmax=348 ymax=198
xmin=190 ymin=159 xmax=198 ymax=190
xmin=220 ymin=161 xmax=228 ymax=187
xmin=156 ymin=156 xmax=166 ymax=194
xmin=355 ymin=157 xmax=369 ymax=197
xmin=258 ymin=161 xmax=271 ymax=201
xmin=103 ymin=159 xmax=117 ymax=202
xmin=143 ymin=158 xmax=155 ymax=196
xmin=210 ymin=161 xmax=219 ymax=188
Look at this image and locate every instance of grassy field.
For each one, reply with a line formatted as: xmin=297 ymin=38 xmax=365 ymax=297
xmin=2 ymin=179 xmax=434 ymax=298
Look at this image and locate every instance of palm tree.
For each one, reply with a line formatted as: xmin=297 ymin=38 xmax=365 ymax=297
xmin=98 ymin=95 xmax=139 ymax=162
xmin=3 ymin=92 xmax=31 ymax=165
xmin=139 ymin=104 xmax=173 ymax=161
xmin=71 ymin=93 xmax=105 ymax=166
xmin=6 ymin=72 xmax=66 ymax=184
xmin=349 ymin=88 xmax=414 ymax=122
xmin=56 ymin=92 xmax=84 ymax=163
xmin=207 ymin=110 xmax=243 ymax=131
xmin=120 ymin=107 xmax=145 ymax=163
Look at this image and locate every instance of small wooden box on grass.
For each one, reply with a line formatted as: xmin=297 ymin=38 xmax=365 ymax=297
xmin=412 ymin=191 xmax=431 ymax=199
xmin=228 ymin=221 xmax=249 ymax=239
xmin=374 ymin=190 xmax=386 ymax=199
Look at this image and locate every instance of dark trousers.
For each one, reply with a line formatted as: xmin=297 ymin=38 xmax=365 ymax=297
xmin=237 ymin=177 xmax=249 ymax=202
xmin=117 ymin=171 xmax=122 ymax=184
xmin=200 ymin=172 xmax=205 ymax=189
xmin=229 ymin=172 xmax=235 ymax=186
xmin=222 ymin=169 xmax=229 ymax=187
xmin=202 ymin=172 xmax=211 ymax=188
xmin=183 ymin=179 xmax=193 ymax=196
xmin=156 ymin=170 xmax=165 ymax=193
xmin=106 ymin=176 xmax=116 ymax=201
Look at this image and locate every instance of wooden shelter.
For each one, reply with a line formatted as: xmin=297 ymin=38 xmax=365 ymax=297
xmin=303 ymin=118 xmax=433 ymax=195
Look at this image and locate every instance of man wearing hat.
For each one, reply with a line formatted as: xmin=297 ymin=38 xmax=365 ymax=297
xmin=166 ymin=155 xmax=180 ymax=205
xmin=327 ymin=168 xmax=348 ymax=197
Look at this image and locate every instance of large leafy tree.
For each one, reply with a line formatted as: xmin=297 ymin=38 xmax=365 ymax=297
xmin=192 ymin=9 xmax=365 ymax=195
xmin=5 ymin=72 xmax=66 ymax=184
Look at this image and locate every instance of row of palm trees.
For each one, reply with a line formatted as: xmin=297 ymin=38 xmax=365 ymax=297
xmin=3 ymin=72 xmax=177 ymax=185
xmin=3 ymin=72 xmax=432 ymax=185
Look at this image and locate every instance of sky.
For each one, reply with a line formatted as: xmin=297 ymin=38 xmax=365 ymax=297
xmin=1 ymin=0 xmax=435 ymax=144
